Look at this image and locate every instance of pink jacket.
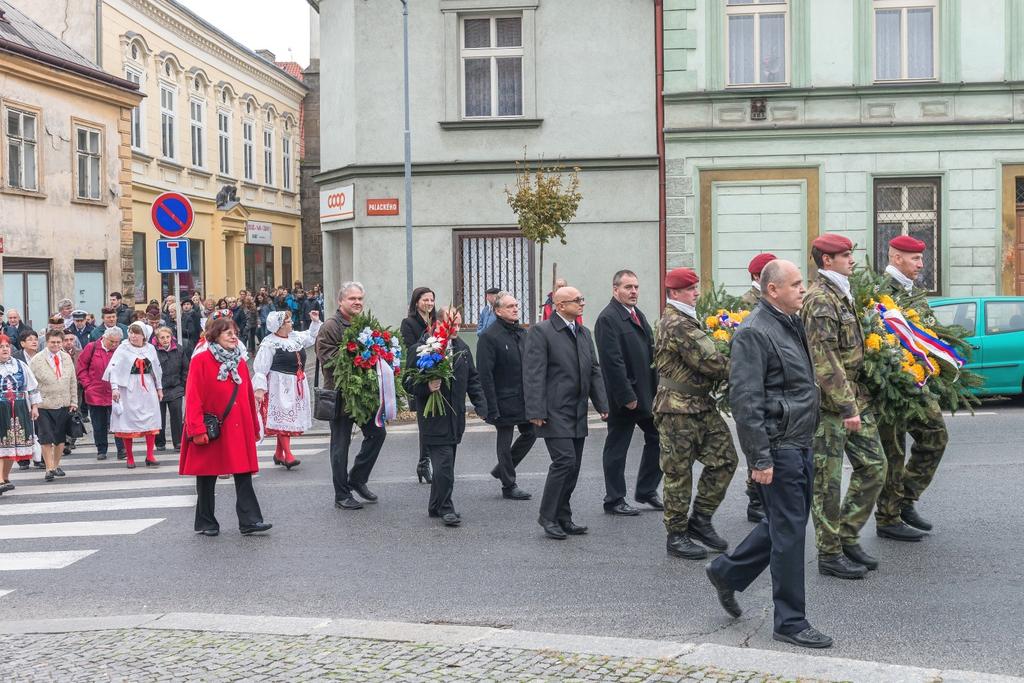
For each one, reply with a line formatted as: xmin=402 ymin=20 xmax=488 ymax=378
xmin=76 ymin=340 xmax=117 ymax=406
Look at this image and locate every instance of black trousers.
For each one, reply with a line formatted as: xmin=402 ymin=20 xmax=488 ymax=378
xmin=494 ymin=423 xmax=537 ymax=489
xmin=427 ymin=443 xmax=457 ymax=515
xmin=329 ymin=414 xmax=386 ymax=500
xmin=539 ymin=437 xmax=586 ymax=524
xmin=601 ymin=412 xmax=662 ymax=506
xmin=709 ymin=447 xmax=814 ymax=636
xmin=194 ymin=473 xmax=263 ymax=531
xmin=156 ymin=397 xmax=183 ymax=449
xmin=88 ymin=404 xmax=124 ymax=457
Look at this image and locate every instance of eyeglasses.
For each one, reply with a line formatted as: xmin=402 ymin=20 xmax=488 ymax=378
xmin=558 ymin=297 xmax=585 ymax=305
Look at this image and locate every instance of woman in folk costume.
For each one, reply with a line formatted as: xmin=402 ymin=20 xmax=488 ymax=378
xmin=103 ymin=321 xmax=163 ymax=469
xmin=252 ymin=309 xmax=322 ymax=469
xmin=0 ymin=334 xmax=41 ymax=495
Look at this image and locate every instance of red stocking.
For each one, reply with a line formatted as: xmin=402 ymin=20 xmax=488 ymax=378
xmin=280 ymin=436 xmax=295 ymax=463
xmin=122 ymin=438 xmax=134 ymax=467
xmin=274 ymin=437 xmax=284 ymax=464
xmin=145 ymin=434 xmax=157 ymax=463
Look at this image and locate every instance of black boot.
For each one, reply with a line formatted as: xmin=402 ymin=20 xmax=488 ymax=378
xmin=818 ymin=553 xmax=868 ymax=579
xmin=877 ymin=522 xmax=926 ymax=542
xmin=900 ymin=504 xmax=932 ymax=531
xmin=416 ymin=459 xmax=432 ymax=484
xmin=666 ymin=532 xmax=708 ymax=560
xmin=705 ymin=563 xmax=741 ymax=618
xmin=688 ymin=512 xmax=728 ymax=552
xmin=842 ymin=543 xmax=878 ymax=570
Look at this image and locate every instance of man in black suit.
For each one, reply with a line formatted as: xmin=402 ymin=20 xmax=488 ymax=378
xmin=594 ymin=270 xmax=662 ymax=516
xmin=524 ymin=286 xmax=609 ymax=540
xmin=476 ymin=292 xmax=536 ymax=501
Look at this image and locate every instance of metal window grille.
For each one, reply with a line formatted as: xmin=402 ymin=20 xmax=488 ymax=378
xmin=455 ymin=232 xmax=534 ymax=325
xmin=1015 ymin=177 xmax=1024 ymax=205
xmin=873 ymin=178 xmax=941 ymax=292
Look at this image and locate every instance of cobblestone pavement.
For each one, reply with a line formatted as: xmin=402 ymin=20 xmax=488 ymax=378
xmin=2 ymin=629 xmax=835 ymax=682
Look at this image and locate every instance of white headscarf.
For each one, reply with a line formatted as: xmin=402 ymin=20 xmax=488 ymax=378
xmin=266 ymin=311 xmax=288 ymax=335
xmin=127 ymin=322 xmax=153 ymax=341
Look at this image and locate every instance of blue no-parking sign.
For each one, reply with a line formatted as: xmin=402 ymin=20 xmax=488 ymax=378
xmin=156 ymin=239 xmax=191 ymax=273
xmin=150 ymin=192 xmax=194 ymax=238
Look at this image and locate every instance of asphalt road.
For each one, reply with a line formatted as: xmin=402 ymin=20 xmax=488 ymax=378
xmin=1 ymin=401 xmax=1022 ymax=676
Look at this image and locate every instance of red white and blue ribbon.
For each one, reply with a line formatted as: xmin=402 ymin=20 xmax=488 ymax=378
xmin=875 ymin=304 xmax=966 ymax=382
xmin=374 ymin=359 xmax=398 ymax=428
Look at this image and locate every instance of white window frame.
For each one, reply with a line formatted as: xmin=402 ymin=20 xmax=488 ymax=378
xmin=124 ymin=67 xmax=144 ymax=150
xmin=160 ymin=84 xmax=177 ymax=160
xmin=282 ymin=136 xmax=292 ymax=191
xmin=217 ymin=109 xmax=231 ymax=176
xmin=190 ymin=98 xmax=205 ymax=168
xmin=872 ymin=0 xmax=939 ymax=83
xmin=242 ymin=120 xmax=255 ymax=182
xmin=73 ymin=122 xmax=103 ymax=202
xmin=459 ymin=14 xmax=525 ymax=119
xmin=263 ymin=127 xmax=274 ymax=186
xmin=724 ymin=0 xmax=790 ymax=88
xmin=4 ymin=106 xmax=39 ymax=191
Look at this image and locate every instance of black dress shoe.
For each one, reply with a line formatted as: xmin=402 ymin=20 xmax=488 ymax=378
xmin=44 ymin=470 xmax=56 ymax=482
xmin=560 ymin=520 xmax=588 ymax=535
xmin=773 ymin=626 xmax=833 ymax=649
xmin=538 ymin=516 xmax=567 ymax=540
xmin=818 ymin=553 xmax=868 ymax=579
xmin=688 ymin=512 xmax=728 ymax=552
xmin=705 ymin=563 xmax=742 ymax=618
xmin=96 ymin=453 xmax=107 ymax=461
xmin=900 ymin=504 xmax=933 ymax=531
xmin=18 ymin=460 xmax=30 ymax=469
xmin=605 ymin=502 xmax=640 ymax=516
xmin=502 ymin=486 xmax=532 ymax=500
xmin=877 ymin=522 xmax=926 ymax=542
xmin=352 ymin=482 xmax=378 ymax=502
xmin=196 ymin=529 xmax=220 ymax=537
xmin=54 ymin=467 xmax=66 ymax=477
xmin=636 ymin=493 xmax=664 ymax=510
xmin=62 ymin=446 xmax=71 ymax=456
xmin=842 ymin=543 xmax=879 ymax=570
xmin=335 ymin=497 xmax=364 ymax=510
xmin=667 ymin=532 xmax=708 ymax=560
xmin=416 ymin=461 xmax=432 ymax=484
xmin=442 ymin=513 xmax=461 ymax=526
xmin=33 ymin=461 xmax=46 ymax=469
xmin=0 ymin=481 xmax=13 ymax=493
xmin=240 ymin=522 xmax=272 ymax=535
xmin=116 ymin=453 xmax=126 ymax=461
xmin=145 ymin=459 xmax=160 ymax=467
xmin=746 ymin=498 xmax=766 ymax=523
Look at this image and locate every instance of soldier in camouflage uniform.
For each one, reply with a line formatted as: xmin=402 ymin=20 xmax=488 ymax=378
xmin=874 ymin=235 xmax=948 ymax=541
xmin=801 ymin=234 xmax=885 ymax=579
xmin=736 ymin=253 xmax=776 ymax=523
xmin=653 ymin=268 xmax=738 ymax=560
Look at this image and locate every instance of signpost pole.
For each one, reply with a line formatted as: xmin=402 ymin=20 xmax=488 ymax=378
xmin=401 ymin=0 xmax=414 ymax=299
xmin=174 ymin=272 xmax=183 ymax=347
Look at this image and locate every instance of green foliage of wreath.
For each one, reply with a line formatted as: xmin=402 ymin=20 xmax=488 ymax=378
xmin=322 ymin=312 xmax=406 ymax=426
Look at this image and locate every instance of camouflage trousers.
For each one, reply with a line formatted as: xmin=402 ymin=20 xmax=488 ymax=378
xmin=654 ymin=411 xmax=738 ymax=534
xmin=875 ymin=400 xmax=948 ymax=526
xmin=812 ymin=412 xmax=885 ymax=556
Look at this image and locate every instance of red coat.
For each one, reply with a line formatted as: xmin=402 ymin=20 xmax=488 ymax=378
xmin=178 ymin=349 xmax=260 ymax=476
xmin=76 ymin=340 xmax=116 ymax=406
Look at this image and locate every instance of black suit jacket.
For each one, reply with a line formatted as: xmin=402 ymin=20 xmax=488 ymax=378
xmin=594 ymin=299 xmax=656 ymax=418
xmin=524 ymin=315 xmax=608 ymax=439
xmin=404 ymin=336 xmax=486 ymax=446
xmin=476 ymin=319 xmax=528 ymax=425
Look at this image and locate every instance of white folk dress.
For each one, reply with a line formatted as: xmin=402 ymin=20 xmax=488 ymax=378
xmin=252 ymin=320 xmax=321 ymax=436
xmin=104 ymin=341 xmax=163 ymax=437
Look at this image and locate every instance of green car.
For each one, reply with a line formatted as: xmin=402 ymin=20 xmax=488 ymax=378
xmin=929 ymin=296 xmax=1024 ymax=396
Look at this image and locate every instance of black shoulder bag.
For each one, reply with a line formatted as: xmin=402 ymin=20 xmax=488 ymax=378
xmin=202 ymin=381 xmax=239 ymax=441
xmin=313 ymin=358 xmax=341 ymax=421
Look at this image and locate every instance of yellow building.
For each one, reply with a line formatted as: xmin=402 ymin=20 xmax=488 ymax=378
xmin=21 ymin=0 xmax=307 ymax=307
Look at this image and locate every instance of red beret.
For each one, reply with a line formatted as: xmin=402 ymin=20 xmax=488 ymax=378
xmin=812 ymin=233 xmax=853 ymax=254
xmin=747 ymin=253 xmax=777 ymax=277
xmin=889 ymin=235 xmax=926 ymax=253
xmin=665 ymin=267 xmax=699 ymax=290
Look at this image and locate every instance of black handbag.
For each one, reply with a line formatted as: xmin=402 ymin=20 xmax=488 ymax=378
xmin=68 ymin=409 xmax=86 ymax=439
xmin=202 ymin=381 xmax=239 ymax=441
xmin=312 ymin=358 xmax=341 ymax=421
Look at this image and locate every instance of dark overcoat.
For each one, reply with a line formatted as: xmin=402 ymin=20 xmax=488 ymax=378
xmin=404 ymin=336 xmax=486 ymax=446
xmin=476 ymin=319 xmax=528 ymax=425
xmin=594 ymin=299 xmax=656 ymax=418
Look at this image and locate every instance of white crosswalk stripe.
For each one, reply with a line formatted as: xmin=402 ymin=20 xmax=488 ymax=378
xmin=0 ymin=518 xmax=164 ymax=540
xmin=8 ymin=478 xmax=195 ymax=496
xmin=0 ymin=495 xmax=196 ymax=516
xmin=0 ymin=589 xmax=13 ymax=599
xmin=60 ymin=447 xmax=325 ymax=468
xmin=0 ymin=550 xmax=98 ymax=571
xmin=66 ymin=437 xmax=333 ymax=454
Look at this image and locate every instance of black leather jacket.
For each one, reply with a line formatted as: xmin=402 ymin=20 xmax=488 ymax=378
xmin=729 ymin=300 xmax=820 ymax=471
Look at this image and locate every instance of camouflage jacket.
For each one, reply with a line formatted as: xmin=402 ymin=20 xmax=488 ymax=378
xmin=880 ymin=274 xmax=936 ymax=323
xmin=653 ymin=305 xmax=729 ymax=414
xmin=800 ymin=274 xmax=867 ymax=418
xmin=738 ymin=285 xmax=761 ymax=310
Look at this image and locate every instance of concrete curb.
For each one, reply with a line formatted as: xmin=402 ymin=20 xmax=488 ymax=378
xmin=0 ymin=613 xmax=1019 ymax=682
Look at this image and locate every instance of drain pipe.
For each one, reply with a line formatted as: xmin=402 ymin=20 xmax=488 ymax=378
xmin=654 ymin=0 xmax=667 ymax=302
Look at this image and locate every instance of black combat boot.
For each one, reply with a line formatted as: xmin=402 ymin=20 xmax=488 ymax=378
xmin=876 ymin=521 xmax=926 ymax=541
xmin=688 ymin=512 xmax=728 ymax=552
xmin=842 ymin=543 xmax=878 ymax=570
xmin=818 ymin=553 xmax=868 ymax=579
xmin=666 ymin=532 xmax=708 ymax=560
xmin=900 ymin=504 xmax=932 ymax=531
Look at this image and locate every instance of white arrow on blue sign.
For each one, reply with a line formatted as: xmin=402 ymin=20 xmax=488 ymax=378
xmin=156 ymin=238 xmax=191 ymax=273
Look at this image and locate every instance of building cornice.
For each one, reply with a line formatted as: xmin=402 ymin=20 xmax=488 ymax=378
xmin=665 ymin=122 xmax=1024 ymax=141
xmin=664 ymin=80 xmax=1024 ymax=104
xmin=0 ymin=51 xmax=143 ymax=109
xmin=117 ymin=0 xmax=308 ymax=101
xmin=315 ymin=156 xmax=658 ymax=186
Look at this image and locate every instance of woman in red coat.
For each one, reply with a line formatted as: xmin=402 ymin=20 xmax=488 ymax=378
xmin=179 ymin=317 xmax=271 ymax=536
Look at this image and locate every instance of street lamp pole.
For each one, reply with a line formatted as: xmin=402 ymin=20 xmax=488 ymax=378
xmin=401 ymin=0 xmax=414 ymax=298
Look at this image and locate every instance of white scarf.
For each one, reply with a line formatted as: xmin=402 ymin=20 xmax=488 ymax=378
xmin=103 ymin=341 xmax=159 ymax=388
xmin=666 ymin=299 xmax=697 ymax=320
xmin=819 ymin=269 xmax=853 ymax=303
xmin=885 ymin=265 xmax=915 ymax=292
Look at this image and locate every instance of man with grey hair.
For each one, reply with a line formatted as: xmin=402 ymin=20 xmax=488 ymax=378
xmin=55 ymin=299 xmax=74 ymax=329
xmin=315 ymin=281 xmax=386 ymax=510
xmin=76 ymin=326 xmax=126 ymax=461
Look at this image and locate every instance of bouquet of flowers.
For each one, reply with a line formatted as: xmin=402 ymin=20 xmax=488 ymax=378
xmin=695 ymin=283 xmax=748 ymax=414
xmin=403 ymin=318 xmax=463 ymax=417
xmin=323 ymin=312 xmax=405 ymax=426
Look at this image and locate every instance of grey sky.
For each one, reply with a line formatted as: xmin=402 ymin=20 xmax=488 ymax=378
xmin=176 ymin=0 xmax=312 ymax=66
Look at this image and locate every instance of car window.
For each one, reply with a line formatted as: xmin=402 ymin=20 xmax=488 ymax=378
xmin=984 ymin=301 xmax=1024 ymax=335
xmin=932 ymin=302 xmax=976 ymax=333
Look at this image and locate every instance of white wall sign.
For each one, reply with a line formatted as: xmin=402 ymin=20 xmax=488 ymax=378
xmin=320 ymin=184 xmax=354 ymax=223
xmin=246 ymin=220 xmax=273 ymax=245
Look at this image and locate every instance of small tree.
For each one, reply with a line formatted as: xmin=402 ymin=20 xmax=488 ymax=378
xmin=505 ymin=156 xmax=582 ymax=321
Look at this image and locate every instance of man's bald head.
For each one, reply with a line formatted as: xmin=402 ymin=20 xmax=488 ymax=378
xmin=553 ymin=286 xmax=585 ymax=321
xmin=553 ymin=286 xmax=580 ymax=304
xmin=760 ymin=259 xmax=805 ymax=315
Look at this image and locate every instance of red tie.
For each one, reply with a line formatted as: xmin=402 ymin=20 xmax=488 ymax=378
xmin=630 ymin=309 xmax=642 ymax=328
xmin=53 ymin=354 xmax=61 ymax=378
